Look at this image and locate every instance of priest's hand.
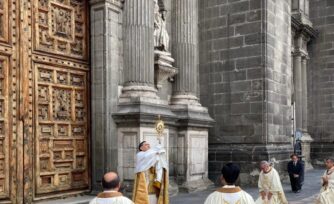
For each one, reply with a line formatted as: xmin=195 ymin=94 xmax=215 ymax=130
xmin=260 ymin=191 xmax=266 ymax=200
xmin=322 ymin=176 xmax=328 ymax=186
xmin=267 ymin=192 xmax=273 ymax=200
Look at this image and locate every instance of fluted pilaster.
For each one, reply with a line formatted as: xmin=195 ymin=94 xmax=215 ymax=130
xmin=123 ymin=0 xmax=154 ymax=86
xmin=293 ymin=53 xmax=303 ymax=131
xmin=171 ymin=0 xmax=199 ymax=103
xmin=301 ymin=57 xmax=308 ymax=131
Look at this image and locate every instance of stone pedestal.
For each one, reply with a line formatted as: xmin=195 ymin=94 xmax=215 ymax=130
xmin=176 ymin=127 xmax=213 ymax=192
xmin=301 ymin=132 xmax=314 ymax=170
xmin=115 ymin=125 xmax=170 ymax=190
xmin=154 ymin=50 xmax=178 ymax=89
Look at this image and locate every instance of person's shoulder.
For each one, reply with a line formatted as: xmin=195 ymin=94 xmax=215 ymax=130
xmin=120 ymin=195 xmax=134 ymax=203
xmin=204 ymin=191 xmax=220 ymax=202
xmin=272 ymin=167 xmax=278 ymax=173
xmin=241 ymin=190 xmax=253 ymax=199
xmin=240 ymin=190 xmax=255 ymax=203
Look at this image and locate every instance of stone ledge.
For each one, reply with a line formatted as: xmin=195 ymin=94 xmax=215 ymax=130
xmin=35 ymin=195 xmax=94 ymax=204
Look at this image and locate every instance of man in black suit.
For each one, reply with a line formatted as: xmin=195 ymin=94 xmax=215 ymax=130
xmin=287 ymin=154 xmax=304 ymax=193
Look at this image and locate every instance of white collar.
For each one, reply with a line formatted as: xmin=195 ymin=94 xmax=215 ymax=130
xmin=223 ymin=185 xmax=236 ymax=188
xmin=103 ymin=190 xmax=118 ymax=193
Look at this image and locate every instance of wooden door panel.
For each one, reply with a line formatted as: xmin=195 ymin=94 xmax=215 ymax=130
xmin=33 ymin=0 xmax=88 ymax=60
xmin=32 ymin=0 xmax=90 ymax=199
xmin=0 ymin=55 xmax=9 ymax=200
xmin=0 ymin=0 xmax=9 ymax=43
xmin=34 ymin=62 xmax=89 ymax=196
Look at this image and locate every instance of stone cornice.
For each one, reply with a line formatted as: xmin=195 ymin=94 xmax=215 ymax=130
xmin=90 ymin=0 xmax=124 ymax=8
xmin=292 ymin=50 xmax=308 ymax=58
xmin=291 ymin=16 xmax=318 ymax=38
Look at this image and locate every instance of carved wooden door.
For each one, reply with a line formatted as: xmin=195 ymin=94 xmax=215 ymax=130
xmin=1 ymin=0 xmax=90 ymax=203
xmin=31 ymin=0 xmax=90 ymax=201
xmin=0 ymin=0 xmax=18 ymax=202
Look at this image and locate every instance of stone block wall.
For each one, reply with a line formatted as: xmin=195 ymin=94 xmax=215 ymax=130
xmin=199 ymin=0 xmax=293 ymax=184
xmin=309 ymin=0 xmax=334 ymax=165
xmin=265 ymin=0 xmax=292 ymax=144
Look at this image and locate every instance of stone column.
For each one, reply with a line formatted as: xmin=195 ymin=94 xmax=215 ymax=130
xmin=113 ymin=0 xmax=177 ymax=194
xmin=301 ymin=55 xmax=313 ymax=169
xmin=293 ymin=52 xmax=303 ymax=132
xmin=301 ymin=56 xmax=308 ymax=131
xmin=169 ymin=0 xmax=214 ymax=192
xmin=121 ymin=0 xmax=158 ymax=100
xmin=171 ymin=0 xmax=200 ymax=105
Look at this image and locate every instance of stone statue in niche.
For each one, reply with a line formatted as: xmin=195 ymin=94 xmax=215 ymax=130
xmin=154 ymin=0 xmax=169 ymax=51
xmin=153 ymin=0 xmax=178 ymax=89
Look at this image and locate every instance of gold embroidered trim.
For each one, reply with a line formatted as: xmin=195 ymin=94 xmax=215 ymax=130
xmin=97 ymin=192 xmax=123 ymax=198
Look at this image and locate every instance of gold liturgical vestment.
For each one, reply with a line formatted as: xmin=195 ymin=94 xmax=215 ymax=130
xmin=132 ymin=167 xmax=168 ymax=204
xmin=132 ymin=145 xmax=169 ymax=204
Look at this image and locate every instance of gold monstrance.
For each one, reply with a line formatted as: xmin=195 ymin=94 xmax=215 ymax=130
xmin=155 ymin=115 xmax=165 ymax=144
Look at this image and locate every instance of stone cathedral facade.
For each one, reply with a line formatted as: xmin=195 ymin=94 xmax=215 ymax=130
xmin=0 ymin=0 xmax=333 ymax=203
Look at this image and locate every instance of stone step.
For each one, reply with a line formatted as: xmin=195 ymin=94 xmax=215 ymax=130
xmin=35 ymin=195 xmax=94 ymax=204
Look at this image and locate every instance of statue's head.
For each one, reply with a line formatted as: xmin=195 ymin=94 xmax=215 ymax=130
xmin=154 ymin=0 xmax=159 ymax=12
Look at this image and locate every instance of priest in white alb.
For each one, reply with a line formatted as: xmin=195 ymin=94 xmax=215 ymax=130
xmin=132 ymin=141 xmax=168 ymax=204
xmin=204 ymin=163 xmax=255 ymax=204
xmin=255 ymin=161 xmax=288 ymax=204
xmin=89 ymin=172 xmax=134 ymax=204
xmin=316 ymin=158 xmax=334 ymax=204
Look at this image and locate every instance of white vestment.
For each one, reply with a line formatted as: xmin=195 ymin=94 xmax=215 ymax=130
xmin=89 ymin=191 xmax=134 ymax=204
xmin=204 ymin=185 xmax=255 ymax=204
xmin=316 ymin=168 xmax=334 ymax=204
xmin=135 ymin=145 xmax=168 ymax=183
xmin=133 ymin=145 xmax=168 ymax=204
xmin=255 ymin=168 xmax=287 ymax=204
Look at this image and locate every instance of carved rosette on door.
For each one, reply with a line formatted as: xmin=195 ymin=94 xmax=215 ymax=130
xmin=35 ymin=63 xmax=88 ymax=195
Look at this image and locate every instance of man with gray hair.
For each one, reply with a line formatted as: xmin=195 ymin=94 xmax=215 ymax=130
xmin=316 ymin=158 xmax=334 ymax=204
xmin=255 ymin=161 xmax=287 ymax=204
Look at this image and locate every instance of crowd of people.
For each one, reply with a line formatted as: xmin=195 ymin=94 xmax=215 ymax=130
xmin=89 ymin=142 xmax=334 ymax=204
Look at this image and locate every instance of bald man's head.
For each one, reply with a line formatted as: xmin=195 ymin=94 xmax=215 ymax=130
xmin=102 ymin=172 xmax=120 ymax=191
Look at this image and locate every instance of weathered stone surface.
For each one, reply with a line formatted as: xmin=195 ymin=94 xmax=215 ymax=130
xmin=308 ymin=0 xmax=334 ymax=165
xmin=199 ymin=0 xmax=293 ymax=185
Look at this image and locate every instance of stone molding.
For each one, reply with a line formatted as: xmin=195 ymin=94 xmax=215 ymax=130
xmin=90 ymin=0 xmax=123 ymax=8
xmin=291 ymin=16 xmax=318 ymax=38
